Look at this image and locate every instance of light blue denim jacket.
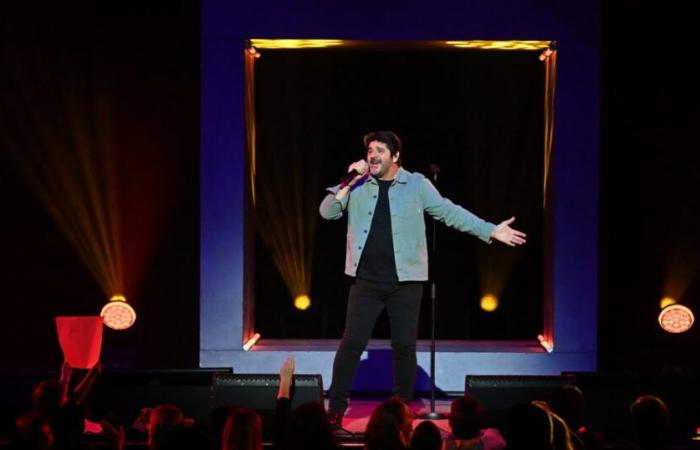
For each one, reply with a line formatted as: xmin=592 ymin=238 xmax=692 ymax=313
xmin=319 ymin=167 xmax=495 ymax=281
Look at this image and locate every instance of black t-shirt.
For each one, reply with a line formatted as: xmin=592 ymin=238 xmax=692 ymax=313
xmin=356 ymin=179 xmax=398 ymax=283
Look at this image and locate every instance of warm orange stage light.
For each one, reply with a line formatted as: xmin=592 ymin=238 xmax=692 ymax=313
xmin=660 ymin=296 xmax=676 ymax=309
xmin=294 ymin=295 xmax=311 ymax=310
xmin=480 ymin=294 xmax=499 ymax=312
xmin=658 ymin=304 xmax=694 ymax=333
xmin=101 ymin=295 xmax=136 ymax=330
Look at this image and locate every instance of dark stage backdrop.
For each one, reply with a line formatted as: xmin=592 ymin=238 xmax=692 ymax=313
xmin=252 ymin=48 xmax=544 ymax=340
xmin=599 ymin=1 xmax=700 ymax=372
xmin=1 ymin=1 xmax=698 ymax=374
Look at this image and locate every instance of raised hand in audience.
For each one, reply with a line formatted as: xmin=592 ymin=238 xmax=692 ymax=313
xmin=277 ymin=357 xmax=295 ymax=400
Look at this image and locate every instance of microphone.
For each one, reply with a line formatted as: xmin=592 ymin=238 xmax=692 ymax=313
xmin=340 ymin=169 xmax=361 ymax=187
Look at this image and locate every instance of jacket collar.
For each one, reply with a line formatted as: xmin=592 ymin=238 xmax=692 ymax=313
xmin=368 ymin=166 xmax=408 ymax=185
xmin=394 ymin=167 xmax=409 ymax=184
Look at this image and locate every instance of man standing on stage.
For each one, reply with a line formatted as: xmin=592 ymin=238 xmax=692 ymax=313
xmin=319 ymin=131 xmax=526 ymax=423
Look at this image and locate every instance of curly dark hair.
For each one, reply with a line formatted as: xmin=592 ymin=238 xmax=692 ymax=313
xmin=363 ymin=131 xmax=402 ymax=166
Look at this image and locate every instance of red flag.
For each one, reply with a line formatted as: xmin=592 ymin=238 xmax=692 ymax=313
xmin=55 ymin=316 xmax=103 ymax=369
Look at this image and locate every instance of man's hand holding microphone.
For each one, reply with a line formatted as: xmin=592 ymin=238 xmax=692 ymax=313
xmin=336 ymin=159 xmax=368 ymax=200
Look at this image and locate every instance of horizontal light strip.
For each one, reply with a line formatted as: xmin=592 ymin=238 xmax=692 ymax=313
xmin=251 ymin=39 xmax=345 ymax=49
xmin=251 ymin=39 xmax=553 ymax=51
xmin=445 ymin=40 xmax=551 ymax=50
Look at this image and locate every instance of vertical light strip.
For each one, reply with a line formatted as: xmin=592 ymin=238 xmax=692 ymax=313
xmin=244 ymin=51 xmax=257 ymax=206
xmin=543 ymin=50 xmax=557 ymax=208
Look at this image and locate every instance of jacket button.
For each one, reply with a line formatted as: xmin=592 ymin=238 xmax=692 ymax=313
xmin=364 ymin=230 xmax=368 ymax=234
xmin=357 ymin=246 xmax=362 ymax=250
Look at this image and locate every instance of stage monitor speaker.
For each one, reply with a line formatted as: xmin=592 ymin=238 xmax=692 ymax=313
xmin=212 ymin=373 xmax=323 ymax=410
xmin=464 ymin=375 xmax=574 ymax=429
xmin=87 ymin=368 xmax=232 ymax=438
xmin=212 ymin=373 xmax=324 ymax=440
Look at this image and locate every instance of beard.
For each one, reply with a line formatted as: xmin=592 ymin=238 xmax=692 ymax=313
xmin=368 ymin=158 xmax=385 ymax=176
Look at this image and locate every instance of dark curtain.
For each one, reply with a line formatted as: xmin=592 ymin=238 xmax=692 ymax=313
xmin=252 ymin=47 xmax=544 ymax=340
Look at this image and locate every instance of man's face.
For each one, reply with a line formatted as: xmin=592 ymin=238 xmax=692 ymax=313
xmin=366 ymin=140 xmax=398 ymax=180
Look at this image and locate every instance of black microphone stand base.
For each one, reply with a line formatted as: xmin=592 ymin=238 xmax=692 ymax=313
xmin=417 ymin=410 xmax=448 ymax=420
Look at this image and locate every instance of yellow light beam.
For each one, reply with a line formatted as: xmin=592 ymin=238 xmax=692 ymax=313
xmin=7 ymin=90 xmax=123 ymax=296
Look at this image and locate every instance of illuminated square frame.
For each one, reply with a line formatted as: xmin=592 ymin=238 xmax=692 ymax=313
xmin=200 ymin=3 xmax=599 ymax=392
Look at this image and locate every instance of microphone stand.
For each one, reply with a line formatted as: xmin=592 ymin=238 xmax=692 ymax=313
xmin=418 ymin=163 xmax=447 ymax=420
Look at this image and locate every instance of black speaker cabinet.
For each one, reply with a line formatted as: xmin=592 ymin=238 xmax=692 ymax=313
xmin=212 ymin=373 xmax=323 ymax=410
xmin=212 ymin=373 xmax=324 ymax=440
xmin=464 ymin=374 xmax=574 ymax=429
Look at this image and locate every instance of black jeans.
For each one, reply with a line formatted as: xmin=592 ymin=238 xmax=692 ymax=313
xmin=328 ymin=278 xmax=423 ymax=415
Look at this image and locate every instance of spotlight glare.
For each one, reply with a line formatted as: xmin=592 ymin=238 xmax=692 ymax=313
xmin=101 ymin=295 xmax=136 ymax=330
xmin=658 ymin=304 xmax=694 ymax=334
xmin=242 ymin=333 xmax=261 ymax=351
xmin=537 ymin=334 xmax=554 ymax=353
xmin=294 ymin=295 xmax=311 ymax=310
xmin=660 ymin=296 xmax=676 ymax=309
xmin=539 ymin=48 xmax=553 ymax=61
xmin=480 ymin=294 xmax=498 ymax=312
